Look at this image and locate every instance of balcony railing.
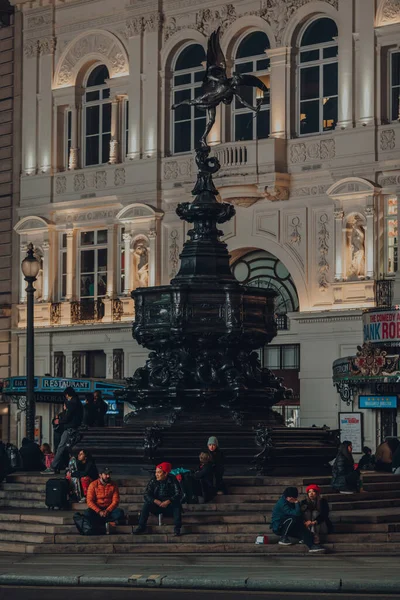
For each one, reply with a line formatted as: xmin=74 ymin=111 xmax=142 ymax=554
xmin=71 ymin=299 xmax=105 ymax=324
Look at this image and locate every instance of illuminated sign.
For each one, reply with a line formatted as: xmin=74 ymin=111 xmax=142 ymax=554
xmin=363 ymin=310 xmax=400 ymax=343
xmin=359 ymin=395 xmax=397 ymax=409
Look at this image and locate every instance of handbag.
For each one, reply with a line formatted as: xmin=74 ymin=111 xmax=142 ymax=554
xmin=66 ymin=428 xmax=82 ymax=449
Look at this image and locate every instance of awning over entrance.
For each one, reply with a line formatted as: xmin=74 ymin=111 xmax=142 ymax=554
xmin=0 ymin=376 xmax=125 ymax=411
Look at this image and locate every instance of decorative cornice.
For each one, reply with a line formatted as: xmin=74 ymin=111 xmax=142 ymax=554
xmin=38 ymin=36 xmax=56 ymax=55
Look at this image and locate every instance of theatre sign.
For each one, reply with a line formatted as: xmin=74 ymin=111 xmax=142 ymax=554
xmin=363 ymin=309 xmax=400 ymax=344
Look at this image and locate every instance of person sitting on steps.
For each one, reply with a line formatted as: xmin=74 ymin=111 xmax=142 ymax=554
xmin=205 ymin=436 xmax=226 ymax=495
xmin=300 ymin=484 xmax=332 ymax=545
xmin=271 ymin=486 xmax=325 ymax=553
xmin=133 ymin=462 xmax=182 ymax=537
xmin=19 ymin=438 xmax=44 ymax=471
xmin=66 ymin=449 xmax=99 ymax=502
xmin=84 ymin=468 xmax=125 ymax=535
xmin=40 ymin=443 xmax=54 ymax=470
xmin=375 ymin=438 xmax=400 ymax=473
xmin=194 ymin=451 xmax=216 ymax=503
xmin=331 ymin=440 xmax=362 ymax=494
xmin=358 ymin=446 xmax=375 ymax=472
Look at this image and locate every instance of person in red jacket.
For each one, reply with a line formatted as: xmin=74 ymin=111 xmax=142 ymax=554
xmin=84 ymin=468 xmax=125 ymax=534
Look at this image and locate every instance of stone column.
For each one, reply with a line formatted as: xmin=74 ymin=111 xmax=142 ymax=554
xmin=365 ymin=205 xmax=375 ymax=279
xmin=123 ymin=232 xmax=132 ymax=295
xmin=69 ymin=104 xmax=79 ymax=170
xmin=109 ymin=97 xmax=120 ymax=164
xmin=65 ymin=230 xmax=75 ymax=300
xmin=126 ymin=20 xmax=142 ymax=159
xmin=38 ymin=37 xmax=56 ymax=173
xmin=355 ymin=0 xmax=375 ymax=126
xmin=106 ymin=351 xmax=113 ymax=379
xmin=65 ymin=351 xmax=73 ymax=378
xmin=107 ymin=225 xmax=116 ymax=297
xmin=337 ymin=0 xmax=353 ymax=129
xmin=142 ymin=13 xmax=161 ymax=157
xmin=22 ymin=39 xmax=38 ymax=174
xmin=42 ymin=241 xmax=50 ymax=302
xmin=334 ymin=209 xmax=344 ymax=280
xmin=267 ymin=47 xmax=288 ymax=138
xmin=148 ymin=229 xmax=157 ymax=286
xmin=20 ymin=242 xmax=27 ymax=303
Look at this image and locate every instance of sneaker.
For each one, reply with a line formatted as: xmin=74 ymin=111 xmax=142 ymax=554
xmin=78 ymin=498 xmax=86 ymax=504
xmin=309 ymin=545 xmax=326 ymax=553
xmin=298 ymin=539 xmax=305 ymax=544
xmin=40 ymin=468 xmax=55 ymax=475
xmin=339 ymin=490 xmax=354 ymax=494
xmin=278 ymin=536 xmax=293 ymax=546
xmin=173 ymin=529 xmax=181 ymax=537
xmin=132 ymin=526 xmax=146 ymax=535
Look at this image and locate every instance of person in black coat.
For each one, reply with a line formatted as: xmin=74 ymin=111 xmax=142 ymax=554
xmin=331 ymin=440 xmax=361 ymax=493
xmin=133 ymin=462 xmax=182 ymax=536
xmin=205 ymin=436 xmax=227 ymax=494
xmin=19 ymin=438 xmax=44 ymax=471
xmin=93 ymin=391 xmax=108 ymax=427
xmin=194 ymin=451 xmax=216 ymax=503
xmin=42 ymin=387 xmax=83 ymax=474
xmin=82 ymin=393 xmax=97 ymax=428
xmin=358 ymin=446 xmax=375 ymax=471
xmin=300 ymin=484 xmax=332 ymax=544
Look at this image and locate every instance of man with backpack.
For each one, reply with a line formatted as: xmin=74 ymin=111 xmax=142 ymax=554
xmin=133 ymin=462 xmax=182 ymax=537
xmin=41 ymin=386 xmax=83 ymax=475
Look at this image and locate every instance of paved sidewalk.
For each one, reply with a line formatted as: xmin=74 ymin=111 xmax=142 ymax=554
xmin=0 ymin=554 xmax=400 ymax=594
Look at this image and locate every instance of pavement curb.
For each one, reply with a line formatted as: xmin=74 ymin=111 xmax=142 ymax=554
xmin=1 ymin=573 xmax=400 ymax=593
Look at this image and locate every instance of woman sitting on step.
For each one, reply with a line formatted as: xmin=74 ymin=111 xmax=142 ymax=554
xmin=300 ymin=484 xmax=333 ymax=544
xmin=193 ymin=452 xmax=216 ymax=503
xmin=66 ymin=449 xmax=99 ymax=502
xmin=331 ymin=440 xmax=361 ymax=494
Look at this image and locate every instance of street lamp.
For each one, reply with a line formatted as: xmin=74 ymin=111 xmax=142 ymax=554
xmin=21 ymin=243 xmax=40 ymax=441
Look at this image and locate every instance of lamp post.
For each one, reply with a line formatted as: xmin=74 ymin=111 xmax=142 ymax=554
xmin=21 ymin=243 xmax=40 ymax=441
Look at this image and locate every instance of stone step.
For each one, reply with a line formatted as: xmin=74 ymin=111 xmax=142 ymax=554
xmin=0 ymin=499 xmax=47 ymax=509
xmin=0 ymin=531 xmax=54 ymax=544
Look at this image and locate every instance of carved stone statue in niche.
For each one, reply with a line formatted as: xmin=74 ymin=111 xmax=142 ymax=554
xmin=347 ymin=215 xmax=365 ymax=279
xmin=133 ymin=237 xmax=149 ymax=289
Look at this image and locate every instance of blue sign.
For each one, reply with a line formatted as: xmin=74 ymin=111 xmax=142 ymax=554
xmin=359 ymin=395 xmax=398 ymax=409
xmin=2 ymin=376 xmax=124 ymax=400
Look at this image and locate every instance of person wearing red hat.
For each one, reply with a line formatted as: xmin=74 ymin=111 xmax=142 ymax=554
xmin=133 ymin=462 xmax=182 ymax=536
xmin=300 ymin=484 xmax=332 ymax=545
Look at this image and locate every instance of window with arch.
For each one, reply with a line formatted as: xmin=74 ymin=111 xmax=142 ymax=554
xmin=84 ymin=64 xmax=111 ymax=166
xmin=298 ymin=18 xmax=338 ymax=135
xmin=232 ymin=250 xmax=299 ymax=319
xmin=172 ymin=44 xmax=206 ymax=154
xmin=390 ymin=51 xmax=400 ymax=122
xmin=233 ymin=31 xmax=271 ymax=141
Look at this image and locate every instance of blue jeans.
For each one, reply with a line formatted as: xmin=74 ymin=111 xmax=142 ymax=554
xmin=84 ymin=507 xmax=125 ymax=526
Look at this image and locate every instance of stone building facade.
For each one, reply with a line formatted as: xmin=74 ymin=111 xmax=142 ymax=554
xmin=0 ymin=0 xmax=20 ymax=442
xmin=7 ymin=0 xmax=400 ymax=450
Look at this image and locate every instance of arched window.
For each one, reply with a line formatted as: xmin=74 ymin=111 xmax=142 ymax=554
xmin=298 ymin=18 xmax=338 ymax=135
xmin=84 ymin=64 xmax=111 ymax=166
xmin=172 ymin=44 xmax=206 ymax=154
xmin=233 ymin=31 xmax=270 ymax=141
xmin=232 ymin=250 xmax=299 ymax=315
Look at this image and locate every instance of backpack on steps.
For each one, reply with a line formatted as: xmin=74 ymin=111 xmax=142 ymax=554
xmin=177 ymin=472 xmax=198 ymax=504
xmin=45 ymin=478 xmax=69 ymax=510
xmin=73 ymin=512 xmax=106 ymax=536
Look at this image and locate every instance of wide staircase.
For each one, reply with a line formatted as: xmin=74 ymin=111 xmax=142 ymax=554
xmin=1 ymin=471 xmax=400 ymax=555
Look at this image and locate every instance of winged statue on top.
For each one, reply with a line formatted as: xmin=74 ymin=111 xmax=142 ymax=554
xmin=172 ymin=27 xmax=269 ymax=150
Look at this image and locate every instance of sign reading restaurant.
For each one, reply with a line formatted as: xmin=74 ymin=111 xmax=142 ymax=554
xmin=363 ymin=309 xmax=400 ymax=344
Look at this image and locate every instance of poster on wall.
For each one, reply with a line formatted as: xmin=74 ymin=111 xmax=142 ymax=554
xmin=34 ymin=416 xmax=42 ymax=446
xmin=339 ymin=412 xmax=363 ymax=453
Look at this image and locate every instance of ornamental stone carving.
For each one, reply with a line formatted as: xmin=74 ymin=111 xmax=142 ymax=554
xmin=260 ymin=0 xmax=338 ymax=45
xmin=290 ymin=139 xmax=335 ymax=163
xmin=318 ymin=213 xmax=330 ymax=292
xmin=27 ymin=13 xmax=52 ymax=29
xmin=289 ymin=217 xmax=301 ymax=246
xmin=55 ymin=209 xmax=119 ymax=224
xmin=143 ymin=12 xmax=163 ymax=33
xmin=55 ymin=176 xmax=66 ymax=195
xmin=380 ymin=129 xmax=396 ymax=151
xmin=38 ymin=37 xmax=56 ymax=55
xmin=23 ymin=40 xmax=38 ymax=58
xmin=379 ymin=0 xmax=400 ymax=24
xmin=114 ymin=168 xmax=126 ymax=186
xmin=95 ymin=171 xmax=107 ymax=189
xmin=196 ymin=4 xmax=237 ymax=36
xmin=73 ymin=174 xmax=85 ymax=192
xmin=126 ymin=17 xmax=143 ymax=37
xmin=55 ymin=31 xmax=128 ymax=87
xmin=169 ymin=229 xmax=180 ymax=279
xmin=264 ymin=186 xmax=290 ymax=202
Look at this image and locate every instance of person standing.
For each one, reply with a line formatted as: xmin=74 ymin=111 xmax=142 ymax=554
xmin=41 ymin=387 xmax=83 ymax=475
xmin=84 ymin=468 xmax=125 ymax=534
xmin=82 ymin=393 xmax=97 ymax=428
xmin=93 ymin=391 xmax=108 ymax=427
xmin=271 ymin=486 xmax=325 ymax=553
xmin=205 ymin=436 xmax=226 ymax=495
xmin=133 ymin=462 xmax=182 ymax=536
